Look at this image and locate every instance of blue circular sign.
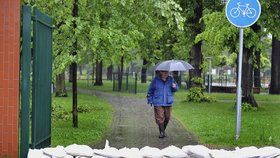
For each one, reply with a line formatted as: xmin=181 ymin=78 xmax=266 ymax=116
xmin=226 ymin=0 xmax=261 ymax=28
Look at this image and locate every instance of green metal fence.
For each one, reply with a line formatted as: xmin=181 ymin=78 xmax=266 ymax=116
xmin=113 ymin=73 xmax=138 ymax=94
xmin=20 ymin=6 xmax=53 ymax=157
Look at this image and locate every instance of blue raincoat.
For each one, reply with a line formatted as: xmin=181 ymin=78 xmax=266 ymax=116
xmin=147 ymin=76 xmax=178 ymax=106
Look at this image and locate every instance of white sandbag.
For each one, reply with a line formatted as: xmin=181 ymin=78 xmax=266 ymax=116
xmin=182 ymin=145 xmax=211 ymax=158
xmin=209 ymin=149 xmax=235 ymax=158
xmin=92 ymin=139 xmax=122 ymax=158
xmin=93 ymin=147 xmax=122 ymax=158
xmin=105 ymin=140 xmax=110 ymax=149
xmin=119 ymin=147 xmax=142 ymax=158
xmin=28 ymin=149 xmax=50 ymax=158
xmin=77 ymin=154 xmax=105 ymax=158
xmin=257 ymin=146 xmax=280 ymax=158
xmin=233 ymin=146 xmax=260 ymax=158
xmin=42 ymin=146 xmax=66 ymax=158
xmin=64 ymin=144 xmax=93 ymax=157
xmin=78 ymin=156 xmax=104 ymax=158
xmin=91 ymin=154 xmax=107 ymax=158
xmin=140 ymin=146 xmax=163 ymax=158
xmin=161 ymin=145 xmax=188 ymax=158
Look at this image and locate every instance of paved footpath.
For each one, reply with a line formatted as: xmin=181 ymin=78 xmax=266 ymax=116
xmin=77 ymin=88 xmax=198 ymax=149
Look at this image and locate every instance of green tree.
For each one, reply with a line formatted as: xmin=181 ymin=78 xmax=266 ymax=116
xmin=195 ymin=12 xmax=265 ymax=107
xmin=178 ymin=0 xmax=223 ymax=87
xmin=260 ymin=0 xmax=280 ymax=94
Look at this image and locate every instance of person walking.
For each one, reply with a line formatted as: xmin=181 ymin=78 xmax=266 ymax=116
xmin=147 ymin=71 xmax=178 ymax=138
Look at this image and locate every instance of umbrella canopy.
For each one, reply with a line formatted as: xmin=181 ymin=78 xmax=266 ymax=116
xmin=155 ymin=60 xmax=194 ymax=72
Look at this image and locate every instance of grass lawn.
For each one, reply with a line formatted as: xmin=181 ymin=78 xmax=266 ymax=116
xmin=51 ymin=92 xmax=113 ymax=146
xmin=173 ymin=92 xmax=280 ymax=148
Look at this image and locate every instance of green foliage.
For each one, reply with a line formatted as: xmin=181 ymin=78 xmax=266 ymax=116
xmin=52 ymin=100 xmax=103 ymax=121
xmin=24 ymin=0 xmax=186 ymax=77
xmin=185 ymin=87 xmax=216 ymax=103
xmin=52 ymin=101 xmax=71 ymax=121
xmin=155 ymin=0 xmax=185 ymax=30
xmin=78 ymin=104 xmax=100 ymax=113
xmin=185 ymin=87 xmax=204 ymax=102
xmin=195 ymin=12 xmax=239 ymax=54
xmin=242 ymin=102 xmax=258 ymax=112
xmin=24 ymin=0 xmax=279 ymax=85
xmin=56 ymin=92 xmax=68 ymax=97
xmin=196 ymin=11 xmax=268 ymax=65
xmin=185 ymin=77 xmax=216 ymax=103
xmin=191 ymin=77 xmax=204 ymax=85
xmin=259 ymin=0 xmax=280 ymax=39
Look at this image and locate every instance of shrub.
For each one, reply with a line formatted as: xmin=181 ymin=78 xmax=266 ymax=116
xmin=52 ymin=102 xmax=71 ymax=121
xmin=242 ymin=102 xmax=258 ymax=112
xmin=185 ymin=87 xmax=216 ymax=103
xmin=78 ymin=104 xmax=95 ymax=113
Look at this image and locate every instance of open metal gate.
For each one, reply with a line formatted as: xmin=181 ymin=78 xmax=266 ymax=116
xmin=20 ymin=5 xmax=53 ymax=157
xmin=31 ymin=7 xmax=53 ymax=149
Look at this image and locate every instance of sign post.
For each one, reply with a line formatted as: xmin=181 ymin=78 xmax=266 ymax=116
xmin=225 ymin=0 xmax=261 ymax=140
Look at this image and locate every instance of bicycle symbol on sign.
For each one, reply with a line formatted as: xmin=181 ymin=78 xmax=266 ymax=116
xmin=230 ymin=2 xmax=257 ymax=18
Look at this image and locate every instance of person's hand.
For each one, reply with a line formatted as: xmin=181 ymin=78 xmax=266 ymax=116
xmin=172 ymin=83 xmax=176 ymax=89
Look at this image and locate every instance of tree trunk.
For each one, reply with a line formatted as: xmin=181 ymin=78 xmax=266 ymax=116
xmin=118 ymin=56 xmax=124 ymax=91
xmin=55 ymin=72 xmax=67 ymax=97
xmin=189 ymin=41 xmax=203 ymax=87
xmin=254 ymin=51 xmax=261 ymax=88
xmin=92 ymin=62 xmax=95 ymax=85
xmin=241 ymin=48 xmax=258 ymax=107
xmin=107 ymin=64 xmax=113 ymax=80
xmin=79 ymin=65 xmax=83 ymax=75
xmin=269 ymin=36 xmax=280 ymax=94
xmin=94 ymin=60 xmax=103 ymax=86
xmin=188 ymin=1 xmax=203 ymax=88
xmin=72 ymin=0 xmax=78 ymax=128
xmin=141 ymin=58 xmax=148 ymax=83
xmin=251 ymin=23 xmax=261 ymax=88
xmin=69 ymin=66 xmax=73 ymax=82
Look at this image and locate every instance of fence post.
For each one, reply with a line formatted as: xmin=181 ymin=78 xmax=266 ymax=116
xmin=220 ymin=75 xmax=222 ymax=86
xmin=113 ymin=73 xmax=115 ymax=91
xmin=21 ymin=5 xmax=31 ymax=158
xmin=126 ymin=73 xmax=129 ymax=91
xmin=135 ymin=73 xmax=137 ymax=94
xmin=226 ymin=75 xmax=228 ymax=87
xmin=207 ymin=74 xmax=211 ymax=93
xmin=210 ymin=75 xmax=213 ymax=88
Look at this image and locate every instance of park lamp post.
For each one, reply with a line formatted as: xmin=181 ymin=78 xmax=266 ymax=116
xmin=206 ymin=57 xmax=212 ymax=93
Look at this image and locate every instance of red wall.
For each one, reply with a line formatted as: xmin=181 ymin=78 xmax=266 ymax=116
xmin=0 ymin=0 xmax=20 ymax=157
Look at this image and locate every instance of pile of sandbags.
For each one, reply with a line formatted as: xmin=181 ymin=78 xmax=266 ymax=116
xmin=28 ymin=140 xmax=280 ymax=158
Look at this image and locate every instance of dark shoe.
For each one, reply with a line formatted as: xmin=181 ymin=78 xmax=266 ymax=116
xmin=159 ymin=132 xmax=165 ymax=138
xmin=158 ymin=124 xmax=165 ymax=138
xmin=164 ymin=121 xmax=168 ymax=137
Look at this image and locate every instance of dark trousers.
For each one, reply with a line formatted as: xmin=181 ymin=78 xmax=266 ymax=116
xmin=154 ymin=106 xmax=172 ymax=125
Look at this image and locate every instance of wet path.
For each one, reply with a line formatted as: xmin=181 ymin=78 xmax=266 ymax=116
xmin=77 ymin=88 xmax=198 ymax=149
